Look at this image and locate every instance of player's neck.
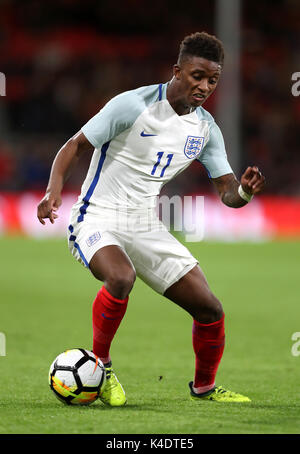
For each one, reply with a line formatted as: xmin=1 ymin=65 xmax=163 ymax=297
xmin=166 ymin=79 xmax=193 ymax=116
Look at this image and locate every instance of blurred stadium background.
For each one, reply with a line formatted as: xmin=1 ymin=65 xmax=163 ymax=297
xmin=0 ymin=0 xmax=299 ymax=239
xmin=1 ymin=0 xmax=300 ymax=436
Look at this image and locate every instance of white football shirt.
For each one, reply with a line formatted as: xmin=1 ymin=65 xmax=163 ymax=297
xmin=72 ymin=82 xmax=233 ymax=222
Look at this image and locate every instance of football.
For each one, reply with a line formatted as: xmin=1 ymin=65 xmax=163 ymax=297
xmin=49 ymin=348 xmax=106 ymax=405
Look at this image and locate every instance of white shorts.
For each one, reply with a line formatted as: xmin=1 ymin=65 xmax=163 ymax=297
xmin=68 ymin=207 xmax=198 ymax=295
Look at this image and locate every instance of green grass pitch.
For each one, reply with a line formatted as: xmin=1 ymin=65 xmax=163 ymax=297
xmin=0 ymin=236 xmax=299 ymax=434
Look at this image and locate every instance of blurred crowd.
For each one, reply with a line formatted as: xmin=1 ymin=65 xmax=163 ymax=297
xmin=0 ymin=0 xmax=299 ymax=195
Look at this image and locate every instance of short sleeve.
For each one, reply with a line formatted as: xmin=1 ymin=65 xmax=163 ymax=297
xmin=81 ymin=90 xmax=146 ymax=149
xmin=197 ymin=122 xmax=233 ymax=178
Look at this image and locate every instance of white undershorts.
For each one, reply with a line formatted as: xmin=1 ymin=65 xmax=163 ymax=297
xmin=68 ymin=207 xmax=198 ymax=295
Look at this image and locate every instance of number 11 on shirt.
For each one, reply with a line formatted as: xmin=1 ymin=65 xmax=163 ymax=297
xmin=151 ymin=152 xmax=174 ymax=177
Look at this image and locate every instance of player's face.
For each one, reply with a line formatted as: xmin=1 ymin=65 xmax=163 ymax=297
xmin=173 ymin=56 xmax=221 ymax=108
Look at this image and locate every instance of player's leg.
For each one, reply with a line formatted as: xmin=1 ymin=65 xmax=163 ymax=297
xmin=130 ymin=222 xmax=250 ymax=403
xmin=164 ymin=266 xmax=250 ymax=402
xmin=164 ymin=265 xmax=225 ymax=393
xmin=163 ymin=264 xmax=223 ymax=323
xmin=90 ymin=245 xmax=135 ymax=365
xmin=90 ymin=244 xmax=136 ymax=299
xmin=89 ymin=245 xmax=135 ymax=407
xmin=88 ymin=245 xmax=135 ymax=407
xmin=68 ymin=216 xmax=135 ymax=406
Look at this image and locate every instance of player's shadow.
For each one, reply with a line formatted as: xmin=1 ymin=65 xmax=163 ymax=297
xmin=96 ymin=404 xmax=164 ymax=412
xmin=21 ymin=401 xmax=165 ymax=412
xmin=250 ymin=403 xmax=300 ymax=410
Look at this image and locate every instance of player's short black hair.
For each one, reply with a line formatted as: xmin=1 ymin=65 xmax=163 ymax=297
xmin=178 ymin=32 xmax=224 ymax=67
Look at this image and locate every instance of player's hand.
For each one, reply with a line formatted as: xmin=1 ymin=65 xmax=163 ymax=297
xmin=37 ymin=193 xmax=62 ymax=225
xmin=240 ymin=166 xmax=266 ymax=195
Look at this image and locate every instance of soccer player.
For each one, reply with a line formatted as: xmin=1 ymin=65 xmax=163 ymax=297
xmin=37 ymin=32 xmax=265 ymax=405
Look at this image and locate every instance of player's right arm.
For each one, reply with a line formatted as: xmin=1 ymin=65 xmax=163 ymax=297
xmin=37 ymin=86 xmax=154 ymax=225
xmin=37 ymin=131 xmax=93 ymax=225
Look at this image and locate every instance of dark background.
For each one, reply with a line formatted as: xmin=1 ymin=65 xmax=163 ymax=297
xmin=0 ymin=0 xmax=299 ymax=196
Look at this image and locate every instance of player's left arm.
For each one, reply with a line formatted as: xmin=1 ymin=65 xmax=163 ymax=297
xmin=212 ymin=166 xmax=266 ymax=208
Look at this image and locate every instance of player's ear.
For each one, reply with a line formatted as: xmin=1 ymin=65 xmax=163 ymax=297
xmin=173 ymin=64 xmax=181 ymax=80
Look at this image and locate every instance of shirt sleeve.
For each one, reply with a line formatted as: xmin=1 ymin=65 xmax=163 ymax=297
xmin=197 ymin=122 xmax=233 ymax=178
xmin=81 ymin=90 xmax=145 ymax=149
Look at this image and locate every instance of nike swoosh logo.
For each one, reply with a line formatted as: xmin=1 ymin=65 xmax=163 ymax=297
xmin=101 ymin=312 xmax=120 ymax=320
xmin=210 ymin=342 xmax=225 ymax=349
xmin=140 ymin=130 xmax=157 ymax=137
xmin=93 ymin=355 xmax=99 ymax=375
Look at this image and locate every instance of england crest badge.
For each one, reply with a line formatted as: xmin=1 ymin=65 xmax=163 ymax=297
xmin=86 ymin=231 xmax=101 ymax=247
xmin=184 ymin=136 xmax=205 ymax=159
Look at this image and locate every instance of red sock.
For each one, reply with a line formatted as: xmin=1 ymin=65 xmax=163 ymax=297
xmin=92 ymin=286 xmax=128 ymax=364
xmin=192 ymin=313 xmax=225 ymax=393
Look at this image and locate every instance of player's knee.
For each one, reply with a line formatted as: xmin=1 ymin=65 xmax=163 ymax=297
xmin=209 ymin=297 xmax=224 ymax=322
xmin=196 ymin=293 xmax=224 ymax=323
xmin=105 ymin=268 xmax=136 ymax=299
